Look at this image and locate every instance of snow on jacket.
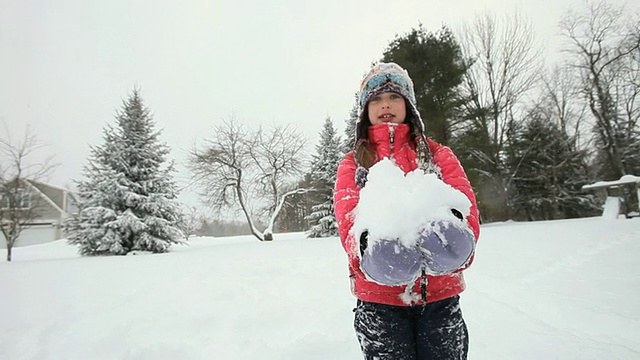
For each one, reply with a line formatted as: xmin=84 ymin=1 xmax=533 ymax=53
xmin=334 ymin=123 xmax=480 ymax=306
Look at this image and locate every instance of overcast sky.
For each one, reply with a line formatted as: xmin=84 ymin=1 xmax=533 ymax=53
xmin=1 ymin=0 xmax=636 ymax=207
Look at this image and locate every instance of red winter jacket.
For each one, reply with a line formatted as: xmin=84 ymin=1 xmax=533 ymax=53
xmin=333 ymin=123 xmax=480 ymax=306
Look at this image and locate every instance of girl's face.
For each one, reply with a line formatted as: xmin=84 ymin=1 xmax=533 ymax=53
xmin=367 ymin=91 xmax=406 ymax=125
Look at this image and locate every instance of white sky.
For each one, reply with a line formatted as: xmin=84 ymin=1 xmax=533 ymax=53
xmin=1 ymin=0 xmax=636 ymax=207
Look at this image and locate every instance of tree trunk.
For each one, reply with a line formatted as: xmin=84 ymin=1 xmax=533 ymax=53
xmin=6 ymin=244 xmax=12 ymax=262
xmin=235 ymin=184 xmax=263 ymax=241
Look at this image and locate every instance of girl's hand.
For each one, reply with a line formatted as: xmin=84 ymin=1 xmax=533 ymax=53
xmin=418 ymin=221 xmax=475 ymax=275
xmin=359 ymin=233 xmax=422 ymax=286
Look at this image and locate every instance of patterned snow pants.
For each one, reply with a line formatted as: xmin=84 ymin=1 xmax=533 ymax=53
xmin=353 ymin=296 xmax=468 ymax=360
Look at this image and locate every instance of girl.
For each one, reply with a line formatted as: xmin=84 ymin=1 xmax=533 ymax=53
xmin=333 ymin=62 xmax=480 ymax=360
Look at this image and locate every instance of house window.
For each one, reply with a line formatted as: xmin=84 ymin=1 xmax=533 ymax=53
xmin=0 ymin=188 xmax=31 ymax=209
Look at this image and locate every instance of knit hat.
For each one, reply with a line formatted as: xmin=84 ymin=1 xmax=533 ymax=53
xmin=354 ymin=62 xmax=433 ymax=187
xmin=356 ymin=62 xmax=426 ymax=143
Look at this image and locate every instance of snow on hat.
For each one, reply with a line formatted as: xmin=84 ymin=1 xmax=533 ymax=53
xmin=356 ymin=62 xmax=426 ymax=143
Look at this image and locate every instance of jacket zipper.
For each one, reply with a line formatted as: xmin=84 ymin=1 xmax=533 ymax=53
xmin=420 ymin=269 xmax=427 ymax=304
xmin=389 ymin=124 xmax=395 ymax=156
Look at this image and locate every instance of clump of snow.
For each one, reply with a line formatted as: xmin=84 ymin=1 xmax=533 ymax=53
xmin=582 ymin=174 xmax=640 ymax=189
xmin=620 ymin=174 xmax=640 ymax=182
xmin=352 ymin=158 xmax=471 ymax=248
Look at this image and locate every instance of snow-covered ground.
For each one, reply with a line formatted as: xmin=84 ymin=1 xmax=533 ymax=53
xmin=1 ymin=217 xmax=639 ymax=359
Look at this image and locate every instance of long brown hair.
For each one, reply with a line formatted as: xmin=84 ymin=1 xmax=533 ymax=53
xmin=355 ymin=139 xmax=377 ymax=169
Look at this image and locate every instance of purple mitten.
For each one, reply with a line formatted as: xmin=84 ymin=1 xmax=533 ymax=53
xmin=418 ymin=221 xmax=475 ymax=275
xmin=361 ymin=238 xmax=422 ymax=286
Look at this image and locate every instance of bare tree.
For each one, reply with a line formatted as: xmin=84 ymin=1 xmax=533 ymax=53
xmin=537 ymin=65 xmax=591 ymax=149
xmin=180 ymin=205 xmax=207 ymax=240
xmin=559 ymin=0 xmax=640 ymax=178
xmin=457 ymin=10 xmax=544 ymax=221
xmin=189 ymin=118 xmax=310 ymax=241
xmin=0 ymin=124 xmax=56 ymax=261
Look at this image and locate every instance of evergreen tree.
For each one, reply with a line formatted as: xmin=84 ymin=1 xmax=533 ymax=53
xmin=65 ymin=89 xmax=184 ymax=255
xmin=452 ymin=121 xmax=500 ymax=222
xmin=506 ymin=115 xmax=599 ymax=220
xmin=278 ymin=173 xmax=315 ymax=232
xmin=342 ymin=95 xmax=359 ymax=154
xmin=382 ymin=25 xmax=469 ymax=145
xmin=306 ymin=117 xmax=342 ymax=238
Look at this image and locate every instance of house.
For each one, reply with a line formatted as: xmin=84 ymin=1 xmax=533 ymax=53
xmin=0 ymin=179 xmax=78 ymax=248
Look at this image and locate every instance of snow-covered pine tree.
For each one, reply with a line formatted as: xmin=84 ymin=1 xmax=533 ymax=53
xmin=306 ymin=117 xmax=343 ymax=238
xmin=342 ymin=95 xmax=359 ymax=154
xmin=506 ymin=116 xmax=599 ymax=220
xmin=65 ymin=89 xmax=184 ymax=255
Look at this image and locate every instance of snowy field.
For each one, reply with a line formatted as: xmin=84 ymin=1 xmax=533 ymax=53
xmin=1 ymin=217 xmax=639 ymax=359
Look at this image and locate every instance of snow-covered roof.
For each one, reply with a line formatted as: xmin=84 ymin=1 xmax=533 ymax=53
xmin=582 ymin=175 xmax=640 ymax=190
